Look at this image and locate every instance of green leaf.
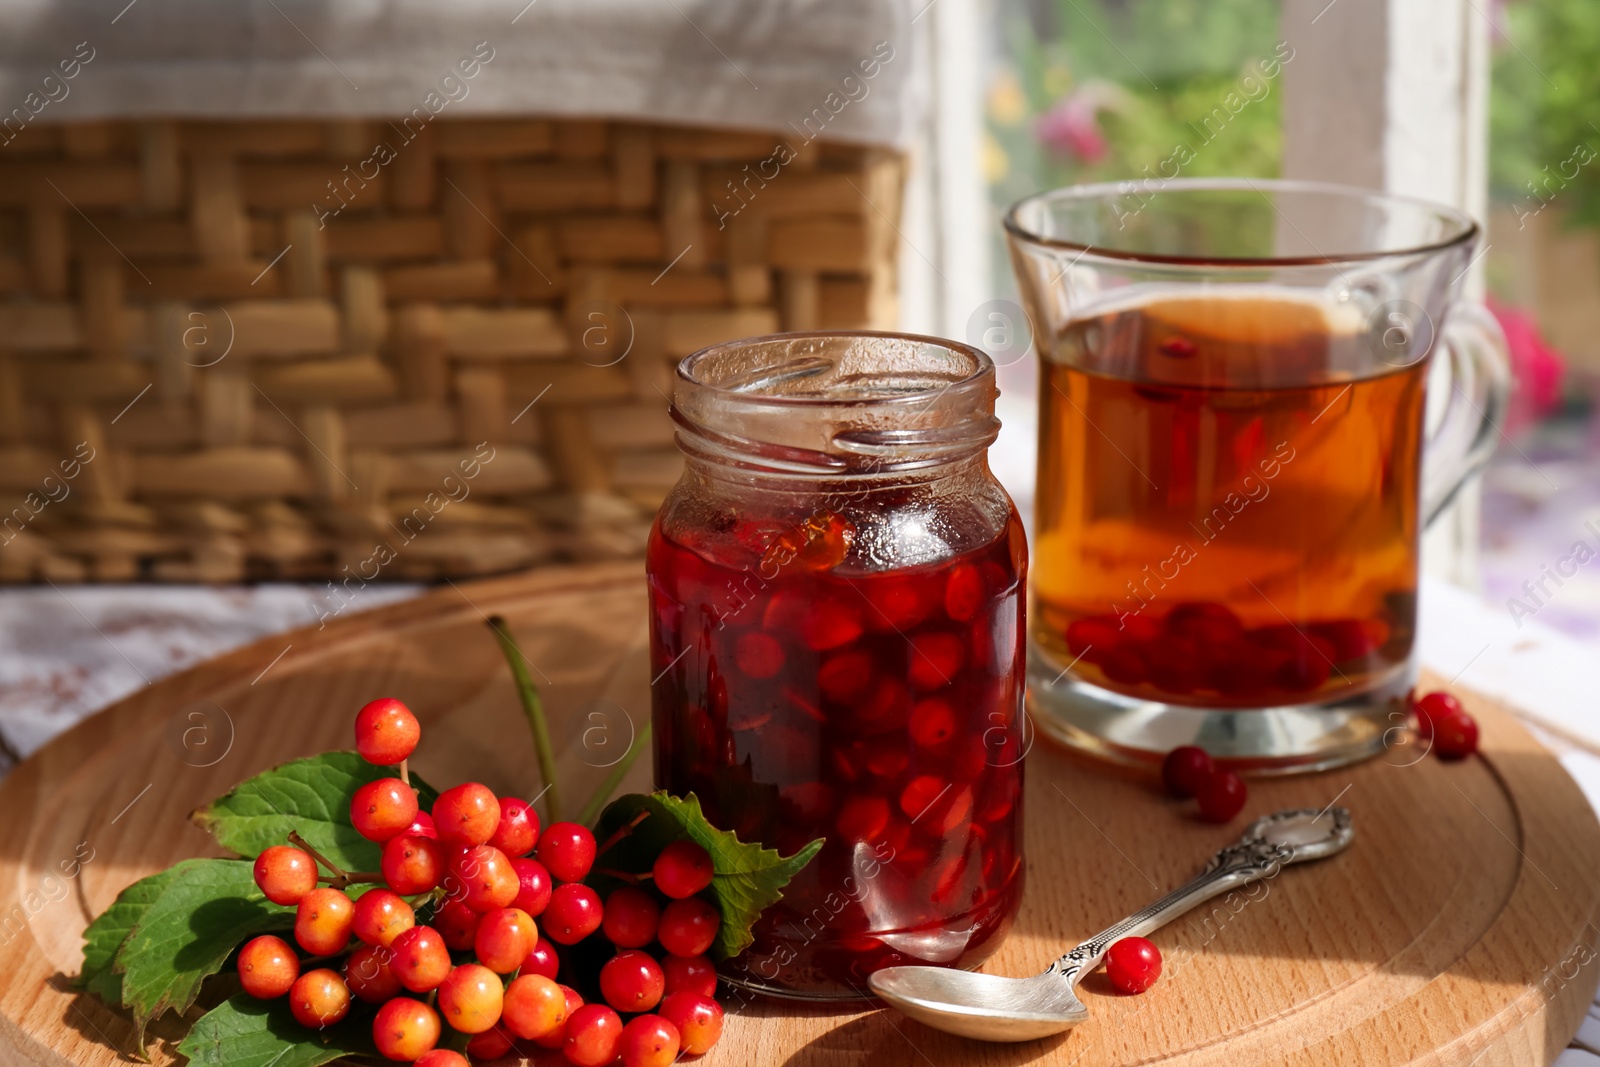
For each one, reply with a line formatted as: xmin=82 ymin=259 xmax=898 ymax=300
xmin=179 ymin=994 xmax=375 ymax=1067
xmin=590 ymin=792 xmax=823 ymax=959
xmin=114 ymin=859 xmax=293 ymax=1045
xmin=77 ymin=868 xmax=178 ymax=1006
xmin=190 ymin=751 xmax=438 ymax=872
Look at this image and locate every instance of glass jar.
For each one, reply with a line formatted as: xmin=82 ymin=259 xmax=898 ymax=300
xmin=647 ymin=331 xmax=1028 ymax=1000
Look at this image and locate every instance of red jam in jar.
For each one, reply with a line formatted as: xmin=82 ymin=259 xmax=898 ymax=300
xmin=647 ymin=332 xmax=1027 ymax=999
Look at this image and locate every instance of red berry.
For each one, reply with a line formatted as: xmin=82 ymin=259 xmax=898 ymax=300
xmin=489 ymin=796 xmax=540 ymax=857
xmin=943 ymin=562 xmax=984 ymax=622
xmin=294 ymin=888 xmax=355 ymax=956
xmin=237 ymin=934 xmax=299 ymax=999
xmin=502 ymin=972 xmax=569 ymax=1040
xmin=354 ymin=697 xmax=421 ymax=766
xmin=475 ymin=907 xmax=538 ymax=973
xmin=1195 ymin=769 xmax=1247 ymax=823
xmin=564 ymin=1004 xmax=624 ymax=1067
xmin=660 ymin=953 xmax=717 ymax=998
xmin=657 ymin=897 xmax=719 ymax=957
xmin=536 ymin=985 xmax=584 ymax=1050
xmin=351 ymin=777 xmax=419 ymax=843
xmin=600 ymin=950 xmax=665 ymax=1014
xmin=602 ymin=886 xmax=661 ymax=948
xmin=437 ymin=962 xmax=505 ymax=1035
xmin=734 ymin=631 xmax=786 ymax=678
xmin=253 ymin=845 xmax=318 ymax=906
xmin=544 ymin=883 xmax=604 ymax=945
xmin=464 ymin=1027 xmax=516 ymax=1062
xmin=288 ymin=967 xmax=351 ymax=1029
xmin=537 ymin=822 xmax=597 ymax=883
xmin=433 ymin=900 xmax=483 ymax=951
xmin=381 ymin=834 xmax=445 ymax=895
xmin=908 ymin=631 xmax=965 ymax=690
xmin=1433 ymin=709 xmax=1479 ymax=760
xmin=373 ymin=998 xmax=441 ymax=1061
xmin=619 ymin=1013 xmax=680 ymax=1067
xmin=352 ymin=888 xmax=415 ymax=948
xmin=405 ymin=810 xmax=437 ymax=839
xmin=1161 ymin=746 xmax=1214 ymax=798
xmin=522 ymin=936 xmax=561 ymax=981
xmin=449 ymin=844 xmax=520 ymax=912
xmin=390 ymin=926 xmax=452 ymax=993
xmin=511 ymin=857 xmax=554 ymax=916
xmin=432 ymin=782 xmax=501 ymax=846
xmin=414 ymin=1051 xmax=470 ymax=1067
xmin=659 ymin=991 xmax=724 ymax=1055
xmin=1105 ymin=936 xmax=1162 ymax=994
xmin=909 ymin=697 xmax=957 ymax=748
xmin=415 ymin=1051 xmax=471 ymax=1067
xmin=1413 ymin=690 xmax=1463 ymax=739
xmin=345 ymin=943 xmax=403 ymax=1003
xmin=652 ymin=840 xmax=714 ymax=899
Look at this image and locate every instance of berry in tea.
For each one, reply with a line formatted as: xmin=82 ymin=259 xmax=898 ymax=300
xmin=1034 ymin=291 xmax=1423 ymax=707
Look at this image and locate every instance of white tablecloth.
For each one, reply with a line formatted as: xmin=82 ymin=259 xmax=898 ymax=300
xmin=0 ymin=0 xmax=921 ymax=147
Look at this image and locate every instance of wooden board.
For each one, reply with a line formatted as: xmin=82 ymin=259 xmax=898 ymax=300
xmin=1 ymin=562 xmax=1599 ymax=1066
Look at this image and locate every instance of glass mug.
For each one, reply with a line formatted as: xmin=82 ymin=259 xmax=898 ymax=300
xmin=647 ymin=333 xmax=1028 ymax=998
xmin=1005 ymin=178 xmax=1509 ymax=772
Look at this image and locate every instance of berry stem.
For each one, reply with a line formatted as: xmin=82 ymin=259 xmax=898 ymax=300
xmin=594 ymin=867 xmax=650 ymax=884
xmin=398 ymin=757 xmax=410 ymax=787
xmin=595 ymin=810 xmax=651 ymax=859
xmin=575 ymin=721 xmax=653 ymax=826
xmin=487 ymin=615 xmax=563 ymax=822
xmin=288 ymin=830 xmax=349 ymax=883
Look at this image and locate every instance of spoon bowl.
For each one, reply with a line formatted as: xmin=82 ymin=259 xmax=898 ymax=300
xmin=868 ymin=807 xmax=1354 ymax=1042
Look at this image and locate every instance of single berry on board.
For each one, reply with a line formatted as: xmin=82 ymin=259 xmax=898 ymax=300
xmin=1432 ymin=708 xmax=1479 ymax=760
xmin=1161 ymin=746 xmax=1214 ymax=798
xmin=1412 ymin=690 xmax=1463 ymax=739
xmin=1195 ymin=769 xmax=1247 ymax=824
xmin=1104 ymin=936 xmax=1162 ymax=994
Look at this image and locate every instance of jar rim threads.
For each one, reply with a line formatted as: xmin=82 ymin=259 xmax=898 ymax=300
xmin=671 ymin=331 xmax=1001 ymax=476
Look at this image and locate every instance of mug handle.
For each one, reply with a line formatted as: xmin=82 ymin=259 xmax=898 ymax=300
xmin=1421 ymin=302 xmax=1512 ymax=528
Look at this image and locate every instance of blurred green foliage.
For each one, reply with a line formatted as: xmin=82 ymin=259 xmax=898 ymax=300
xmin=1489 ymin=0 xmax=1600 ymax=227
xmin=987 ymin=0 xmax=1285 ymax=212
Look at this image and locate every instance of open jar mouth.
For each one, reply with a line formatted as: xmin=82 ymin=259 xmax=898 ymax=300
xmin=672 ymin=331 xmax=1001 ymax=476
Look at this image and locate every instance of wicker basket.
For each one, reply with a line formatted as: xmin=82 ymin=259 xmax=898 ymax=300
xmin=0 ymin=118 xmax=903 ymax=582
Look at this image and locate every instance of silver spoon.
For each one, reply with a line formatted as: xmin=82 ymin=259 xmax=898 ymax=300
xmin=868 ymin=806 xmax=1354 ymax=1042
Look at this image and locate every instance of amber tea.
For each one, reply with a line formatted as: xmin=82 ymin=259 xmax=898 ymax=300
xmin=1032 ymin=290 xmax=1426 ymax=709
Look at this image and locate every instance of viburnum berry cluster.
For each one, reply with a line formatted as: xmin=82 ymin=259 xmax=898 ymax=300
xmin=245 ymin=697 xmax=727 ymax=1066
xmin=1160 ymin=746 xmax=1247 ymax=823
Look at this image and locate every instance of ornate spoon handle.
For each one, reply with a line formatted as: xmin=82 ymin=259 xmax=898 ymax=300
xmin=1045 ymin=806 xmax=1354 ymax=985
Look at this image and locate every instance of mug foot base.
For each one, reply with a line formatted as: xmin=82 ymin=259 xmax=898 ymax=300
xmin=1027 ymin=649 xmax=1412 ymax=775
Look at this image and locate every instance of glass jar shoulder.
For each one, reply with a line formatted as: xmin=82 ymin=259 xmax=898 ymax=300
xmin=651 ymin=462 xmax=1023 ymax=582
